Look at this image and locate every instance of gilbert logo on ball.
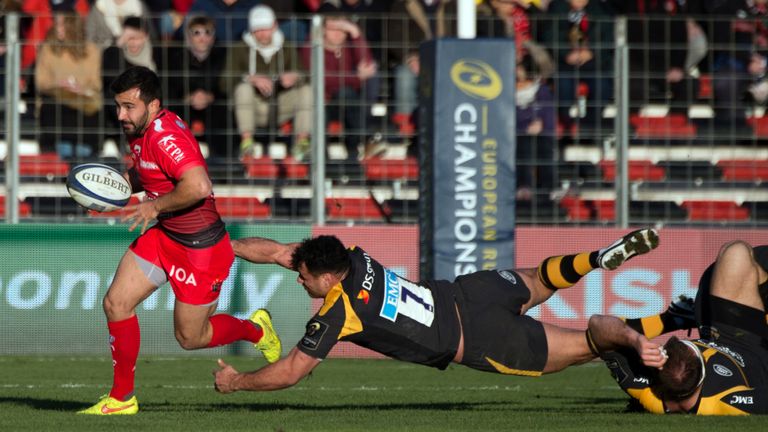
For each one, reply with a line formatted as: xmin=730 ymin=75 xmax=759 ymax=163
xmin=66 ymin=163 xmax=132 ymax=212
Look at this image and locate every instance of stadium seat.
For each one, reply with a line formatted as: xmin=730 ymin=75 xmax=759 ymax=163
xmin=20 ymin=153 xmax=69 ymax=177
xmin=280 ymin=156 xmax=310 ymax=179
xmin=214 ymin=197 xmax=271 ymax=218
xmin=698 ymin=74 xmax=712 ymax=99
xmin=326 ymin=197 xmax=391 ymax=220
xmin=362 ymin=156 xmax=418 ymax=180
xmin=717 ymin=160 xmax=768 ymax=181
xmin=631 ymin=113 xmax=697 ymax=138
xmin=558 ymin=196 xmax=592 ymax=221
xmin=747 ymin=115 xmax=768 ymax=137
xmin=0 ymin=196 xmax=32 ymax=217
xmin=243 ymin=156 xmax=280 ymax=178
xmin=598 ymin=160 xmax=666 ymax=182
xmin=681 ymin=200 xmax=750 ymax=221
xmin=243 ymin=155 xmax=309 ymax=179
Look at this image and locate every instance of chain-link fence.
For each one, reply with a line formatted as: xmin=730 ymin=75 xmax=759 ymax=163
xmin=2 ymin=9 xmax=768 ymax=226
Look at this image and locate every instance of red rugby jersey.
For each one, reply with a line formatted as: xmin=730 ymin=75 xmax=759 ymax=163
xmin=128 ymin=109 xmax=221 ymax=234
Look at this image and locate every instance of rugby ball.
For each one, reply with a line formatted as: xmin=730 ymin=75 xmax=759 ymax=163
xmin=66 ymin=163 xmax=132 ymax=212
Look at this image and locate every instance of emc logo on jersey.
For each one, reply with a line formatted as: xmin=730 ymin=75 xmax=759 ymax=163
xmin=730 ymin=395 xmax=754 ymax=405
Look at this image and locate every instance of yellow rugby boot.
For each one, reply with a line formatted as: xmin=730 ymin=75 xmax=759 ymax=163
xmin=78 ymin=395 xmax=139 ymax=415
xmin=250 ymin=309 xmax=282 ymax=363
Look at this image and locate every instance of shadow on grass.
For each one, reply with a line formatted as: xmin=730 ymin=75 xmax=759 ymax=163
xmin=0 ymin=396 xmax=86 ymax=411
xmin=0 ymin=395 xmax=630 ymax=414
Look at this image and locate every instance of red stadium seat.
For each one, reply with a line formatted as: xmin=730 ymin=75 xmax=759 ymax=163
xmin=20 ymin=153 xmax=69 ymax=177
xmin=717 ymin=160 xmax=768 ymax=181
xmin=362 ymin=156 xmax=418 ymax=180
xmin=326 ymin=197 xmax=390 ymax=219
xmin=243 ymin=156 xmax=280 ymax=178
xmin=598 ymin=160 xmax=666 ymax=182
xmin=281 ymin=156 xmax=309 ymax=179
xmin=681 ymin=201 xmax=750 ymax=221
xmin=631 ymin=113 xmax=697 ymax=138
xmin=214 ymin=197 xmax=271 ymax=218
xmin=558 ymin=196 xmax=592 ymax=221
xmin=0 ymin=196 xmax=32 ymax=217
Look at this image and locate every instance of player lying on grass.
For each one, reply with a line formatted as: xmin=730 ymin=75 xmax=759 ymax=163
xmin=588 ymin=240 xmax=768 ymax=415
xmin=212 ymin=228 xmax=659 ymax=393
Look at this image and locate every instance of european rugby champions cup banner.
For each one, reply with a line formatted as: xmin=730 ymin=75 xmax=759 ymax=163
xmin=419 ymin=39 xmax=517 ymax=281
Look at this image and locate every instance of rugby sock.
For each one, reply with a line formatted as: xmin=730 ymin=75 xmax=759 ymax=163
xmin=108 ymin=315 xmax=140 ymax=401
xmin=206 ymin=314 xmax=264 ymax=348
xmin=537 ymin=251 xmax=599 ymax=290
xmin=623 ymin=312 xmax=690 ymax=339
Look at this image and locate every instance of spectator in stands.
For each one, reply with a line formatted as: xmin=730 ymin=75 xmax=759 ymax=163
xmin=102 ymin=17 xmax=162 ymax=142
xmin=86 ymin=0 xmax=150 ymax=49
xmin=185 ymin=0 xmax=260 ymax=42
xmin=479 ymin=0 xmax=553 ymax=79
xmin=385 ymin=0 xmax=456 ymax=135
xmin=0 ymin=11 xmax=7 ymax=101
xmin=35 ymin=11 xmax=102 ymax=159
xmin=301 ymin=9 xmax=380 ymax=160
xmin=222 ymin=4 xmax=313 ymax=160
xmin=319 ymin=0 xmax=389 ymax=63
xmin=480 ymin=1 xmax=549 ymax=59
xmin=515 ymin=53 xmax=556 ymax=200
xmin=701 ymin=0 xmax=768 ymax=131
xmin=746 ymin=51 xmax=768 ymax=107
xmin=20 ymin=0 xmax=89 ymax=72
xmin=261 ymin=0 xmax=320 ymax=43
xmin=541 ymin=0 xmax=614 ymax=129
xmin=166 ymin=15 xmax=230 ymax=158
xmin=614 ymin=1 xmax=702 ymax=112
xmin=144 ymin=0 xmax=179 ymax=40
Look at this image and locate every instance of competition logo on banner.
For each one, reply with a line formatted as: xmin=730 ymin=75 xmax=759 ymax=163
xmin=419 ymin=39 xmax=517 ymax=281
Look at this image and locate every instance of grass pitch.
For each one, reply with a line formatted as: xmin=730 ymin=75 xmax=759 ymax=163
xmin=1 ymin=356 xmax=766 ymax=431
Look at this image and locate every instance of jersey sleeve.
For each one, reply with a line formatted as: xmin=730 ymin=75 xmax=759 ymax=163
xmin=149 ymin=120 xmax=205 ymax=180
xmin=602 ymin=349 xmax=665 ymax=414
xmin=296 ymin=300 xmax=346 ymax=360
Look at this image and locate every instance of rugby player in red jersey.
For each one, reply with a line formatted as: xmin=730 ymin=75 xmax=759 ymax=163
xmin=79 ymin=66 xmax=280 ymax=415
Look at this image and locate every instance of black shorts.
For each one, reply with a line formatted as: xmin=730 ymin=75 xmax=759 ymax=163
xmin=697 ymin=292 xmax=768 ymax=346
xmin=454 ymin=270 xmax=548 ymax=376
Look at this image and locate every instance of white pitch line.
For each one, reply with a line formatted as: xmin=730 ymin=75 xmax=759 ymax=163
xmin=1 ymin=383 xmax=527 ymax=392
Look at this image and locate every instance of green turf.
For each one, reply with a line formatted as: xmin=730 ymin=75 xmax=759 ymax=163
xmin=1 ymin=356 xmax=766 ymax=431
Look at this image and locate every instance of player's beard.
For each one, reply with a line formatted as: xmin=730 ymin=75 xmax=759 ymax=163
xmin=121 ymin=110 xmax=150 ymax=139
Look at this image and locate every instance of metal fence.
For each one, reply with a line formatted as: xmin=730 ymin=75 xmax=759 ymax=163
xmin=2 ymin=10 xmax=768 ymax=226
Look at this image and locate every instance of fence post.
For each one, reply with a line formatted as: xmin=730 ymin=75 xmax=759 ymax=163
xmin=4 ymin=13 xmax=21 ymax=224
xmin=310 ymin=14 xmax=326 ymax=226
xmin=614 ymin=16 xmax=629 ymax=228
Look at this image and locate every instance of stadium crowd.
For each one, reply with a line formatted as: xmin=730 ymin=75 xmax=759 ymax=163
xmin=2 ymin=0 xmax=768 ymax=199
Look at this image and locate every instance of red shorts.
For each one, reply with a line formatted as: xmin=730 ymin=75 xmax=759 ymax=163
xmin=129 ymin=226 xmax=234 ymax=305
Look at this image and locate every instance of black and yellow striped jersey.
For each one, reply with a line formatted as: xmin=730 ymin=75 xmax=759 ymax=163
xmin=603 ymin=339 xmax=768 ymax=415
xmin=296 ymin=246 xmax=462 ymax=369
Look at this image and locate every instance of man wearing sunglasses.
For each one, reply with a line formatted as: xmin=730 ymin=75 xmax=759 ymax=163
xmin=588 ymin=240 xmax=768 ymax=415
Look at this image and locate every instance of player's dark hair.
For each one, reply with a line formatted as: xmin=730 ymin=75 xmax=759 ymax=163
xmin=291 ymin=235 xmax=351 ymax=277
xmin=110 ymin=66 xmax=162 ymax=105
xmin=650 ymin=337 xmax=703 ymax=402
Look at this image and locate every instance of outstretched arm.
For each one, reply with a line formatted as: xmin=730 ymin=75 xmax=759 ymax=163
xmin=231 ymin=237 xmax=300 ymax=270
xmin=213 ymin=347 xmax=320 ymax=393
xmin=588 ymin=315 xmax=668 ymax=369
